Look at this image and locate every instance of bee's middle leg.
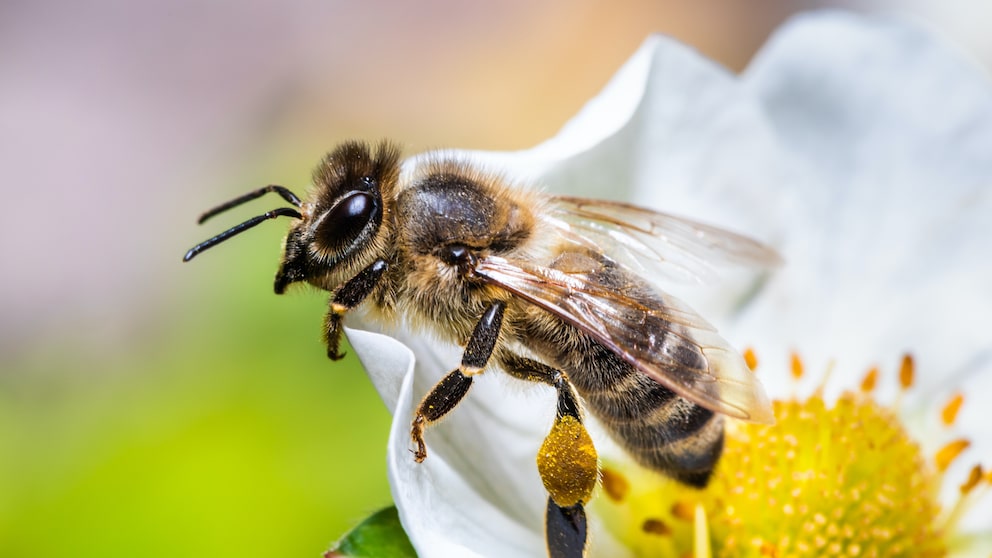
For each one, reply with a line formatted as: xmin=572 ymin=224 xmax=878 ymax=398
xmin=411 ymin=300 xmax=506 ymax=462
xmin=500 ymin=353 xmax=596 ymax=558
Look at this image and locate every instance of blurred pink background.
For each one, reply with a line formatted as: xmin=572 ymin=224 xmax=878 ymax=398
xmin=4 ymin=0 xmax=990 ymax=358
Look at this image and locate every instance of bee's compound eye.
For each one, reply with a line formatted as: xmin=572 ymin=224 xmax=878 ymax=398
xmin=319 ymin=192 xmax=378 ymax=244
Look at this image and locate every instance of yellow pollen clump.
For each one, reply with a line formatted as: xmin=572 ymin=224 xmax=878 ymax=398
xmin=700 ymin=394 xmax=946 ymax=557
xmin=537 ymin=415 xmax=598 ymax=508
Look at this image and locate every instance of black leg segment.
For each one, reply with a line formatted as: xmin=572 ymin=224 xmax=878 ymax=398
xmin=323 ymin=258 xmax=389 ymax=360
xmin=501 ymin=353 xmax=596 ymax=557
xmin=546 ymin=498 xmax=588 ymax=558
xmin=461 ymin=300 xmax=506 ymax=372
xmin=411 ymin=300 xmax=506 ymax=462
xmin=411 ymin=369 xmax=473 ymax=462
xmin=500 ymin=354 xmax=582 ymax=422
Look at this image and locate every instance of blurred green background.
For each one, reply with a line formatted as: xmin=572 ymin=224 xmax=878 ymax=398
xmin=2 ymin=1 xmax=987 ymax=557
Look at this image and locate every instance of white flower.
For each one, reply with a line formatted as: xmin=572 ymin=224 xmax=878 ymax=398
xmin=348 ymin=10 xmax=992 ymax=557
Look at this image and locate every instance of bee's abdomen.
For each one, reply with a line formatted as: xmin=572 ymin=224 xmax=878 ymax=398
xmin=569 ymin=349 xmax=724 ymax=487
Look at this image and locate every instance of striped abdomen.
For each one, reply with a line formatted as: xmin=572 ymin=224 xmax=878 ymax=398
xmin=529 ymin=331 xmax=725 ymax=488
xmin=515 ymin=250 xmax=726 ymax=487
xmin=571 ymin=342 xmax=724 ymax=487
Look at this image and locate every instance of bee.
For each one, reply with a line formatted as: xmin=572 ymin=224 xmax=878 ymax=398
xmin=184 ymin=141 xmax=777 ymax=558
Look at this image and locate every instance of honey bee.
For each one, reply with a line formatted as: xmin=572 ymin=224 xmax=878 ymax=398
xmin=184 ymin=141 xmax=777 ymax=558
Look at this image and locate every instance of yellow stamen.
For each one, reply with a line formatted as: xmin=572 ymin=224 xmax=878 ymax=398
xmin=935 ymin=439 xmax=970 ymax=472
xmin=694 ymin=504 xmax=710 ymax=558
xmin=598 ymin=392 xmax=949 ymax=556
xmin=759 ymin=542 xmax=778 ymax=557
xmin=812 ymin=359 xmax=834 ymax=398
xmin=594 ymin=354 xmax=987 ymax=557
xmin=941 ymin=393 xmax=964 ymax=427
xmin=941 ymin=464 xmax=986 ymax=533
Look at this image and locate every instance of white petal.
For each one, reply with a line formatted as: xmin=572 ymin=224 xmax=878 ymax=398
xmin=346 ymin=328 xmax=414 ymax=415
xmin=348 ymin=325 xmax=545 ymax=555
xmin=537 ymin=36 xmax=789 ymax=235
xmin=734 ymin=11 xmax=992 ymax=401
xmin=741 ymin=11 xmax=992 ymax=528
xmin=544 ymin=35 xmax=793 ymax=329
xmin=407 ymin=338 xmax=557 ymax=555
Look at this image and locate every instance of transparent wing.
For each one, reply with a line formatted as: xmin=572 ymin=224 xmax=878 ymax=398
xmin=476 ymin=254 xmax=774 ymax=424
xmin=547 ymin=196 xmax=782 ymax=284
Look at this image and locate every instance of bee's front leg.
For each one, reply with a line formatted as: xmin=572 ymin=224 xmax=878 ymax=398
xmin=323 ymin=259 xmax=389 ymax=360
xmin=500 ymin=353 xmax=595 ymax=558
xmin=411 ymin=300 xmax=506 ymax=462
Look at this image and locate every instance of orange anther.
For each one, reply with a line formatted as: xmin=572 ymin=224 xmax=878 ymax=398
xmin=600 ymin=467 xmax=629 ymax=503
xmin=960 ymin=465 xmax=983 ymax=495
xmin=790 ymin=352 xmax=804 ymax=380
xmin=743 ymin=347 xmax=758 ymax=371
xmin=860 ymin=366 xmax=879 ymax=393
xmin=935 ymin=439 xmax=971 ymax=472
xmin=941 ymin=393 xmax=964 ymax=427
xmin=671 ymin=501 xmax=695 ymax=522
xmin=641 ymin=518 xmax=672 ymax=536
xmin=899 ymin=354 xmax=915 ymax=390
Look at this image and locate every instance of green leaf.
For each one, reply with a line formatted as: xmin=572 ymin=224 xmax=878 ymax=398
xmin=326 ymin=506 xmax=417 ymax=558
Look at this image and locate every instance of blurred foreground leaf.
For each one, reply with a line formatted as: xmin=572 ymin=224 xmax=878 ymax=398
xmin=327 ymin=506 xmax=416 ymax=558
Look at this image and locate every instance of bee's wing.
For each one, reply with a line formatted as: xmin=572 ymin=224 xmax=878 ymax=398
xmin=547 ymin=196 xmax=781 ymax=284
xmin=476 ymin=255 xmax=775 ymax=424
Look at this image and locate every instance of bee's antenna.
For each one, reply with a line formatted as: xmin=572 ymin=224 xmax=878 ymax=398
xmin=183 ymin=207 xmax=302 ymax=262
xmin=197 ymin=185 xmax=302 ymax=225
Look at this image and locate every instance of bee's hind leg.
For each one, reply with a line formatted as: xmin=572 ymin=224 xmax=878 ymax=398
xmin=411 ymin=300 xmax=506 ymax=462
xmin=500 ymin=353 xmax=597 ymax=558
xmin=546 ymin=500 xmax=587 ymax=558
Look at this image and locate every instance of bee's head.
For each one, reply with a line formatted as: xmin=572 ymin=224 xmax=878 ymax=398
xmin=183 ymin=141 xmax=401 ymax=295
xmin=276 ymin=141 xmax=400 ymax=293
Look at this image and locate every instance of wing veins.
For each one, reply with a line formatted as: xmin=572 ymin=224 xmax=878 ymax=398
xmin=474 ymin=256 xmax=773 ymax=422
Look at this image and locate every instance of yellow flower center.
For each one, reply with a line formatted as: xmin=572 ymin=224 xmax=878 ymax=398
xmin=594 ymin=353 xmax=988 ymax=558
